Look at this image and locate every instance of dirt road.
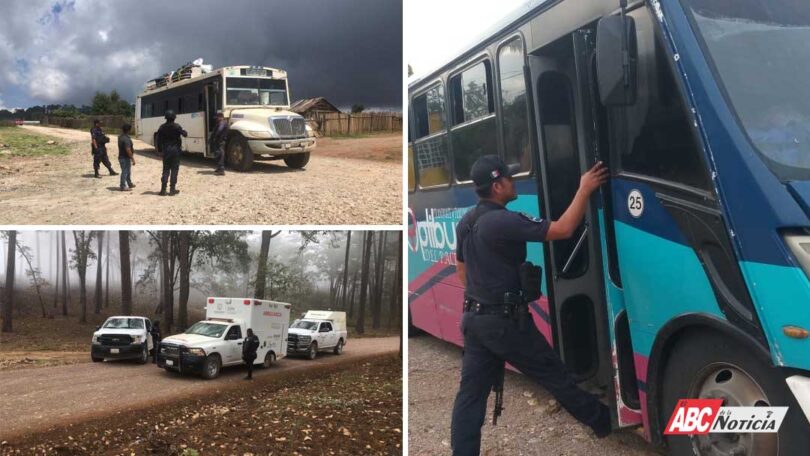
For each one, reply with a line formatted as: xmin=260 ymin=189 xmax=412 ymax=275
xmin=409 ymin=336 xmax=661 ymax=456
xmin=0 ymin=336 xmax=398 ymax=441
xmin=0 ymin=126 xmax=401 ymax=225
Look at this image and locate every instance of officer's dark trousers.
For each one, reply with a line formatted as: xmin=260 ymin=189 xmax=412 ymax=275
xmin=244 ymin=355 xmax=256 ymax=378
xmin=215 ymin=142 xmax=226 ymax=171
xmin=450 ymin=312 xmax=609 ymax=456
xmin=161 ymin=152 xmax=180 ymax=188
xmin=93 ymin=149 xmax=114 ymax=174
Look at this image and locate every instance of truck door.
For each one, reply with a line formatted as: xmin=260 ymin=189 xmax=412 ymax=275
xmin=527 ymin=30 xmax=613 ymax=393
xmin=224 ymin=325 xmax=243 ymax=364
xmin=320 ymin=322 xmax=334 ymax=347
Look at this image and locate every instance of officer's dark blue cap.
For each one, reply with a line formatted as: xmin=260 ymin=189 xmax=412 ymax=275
xmin=471 ymin=155 xmax=520 ymax=188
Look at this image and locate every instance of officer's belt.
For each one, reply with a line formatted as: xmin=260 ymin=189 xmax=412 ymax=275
xmin=464 ymin=299 xmax=515 ymax=316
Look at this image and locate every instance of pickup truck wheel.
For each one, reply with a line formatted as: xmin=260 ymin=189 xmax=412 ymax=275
xmin=226 ymin=135 xmax=253 ymax=171
xmin=308 ymin=342 xmax=318 ymax=360
xmin=283 ymin=152 xmax=310 ymax=169
xmin=91 ymin=355 xmax=103 ymax=363
xmin=263 ymin=351 xmax=276 ymax=368
xmin=201 ymin=354 xmax=221 ymax=379
xmin=333 ymin=339 xmax=344 ymax=355
xmin=138 ymin=345 xmax=149 ymax=364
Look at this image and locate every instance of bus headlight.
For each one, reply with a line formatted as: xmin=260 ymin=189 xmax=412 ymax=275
xmin=305 ymin=124 xmax=315 ymax=138
xmin=246 ymin=130 xmax=273 ymax=139
xmin=783 ymin=233 xmax=810 ymax=279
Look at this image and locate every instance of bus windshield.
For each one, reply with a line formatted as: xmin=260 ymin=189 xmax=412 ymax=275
xmin=682 ymin=0 xmax=810 ymax=180
xmin=226 ymin=77 xmax=288 ymax=106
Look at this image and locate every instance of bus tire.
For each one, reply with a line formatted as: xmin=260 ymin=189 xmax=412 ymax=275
xmin=283 ymin=152 xmax=310 ymax=169
xmin=660 ymin=330 xmax=810 ymax=456
xmin=201 ymin=354 xmax=221 ymax=380
xmin=263 ymin=351 xmax=276 ymax=368
xmin=226 ymin=135 xmax=253 ymax=172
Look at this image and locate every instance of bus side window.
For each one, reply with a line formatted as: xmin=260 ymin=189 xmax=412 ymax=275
xmin=450 ymin=60 xmax=498 ymax=182
xmin=498 ymin=36 xmax=531 ymax=174
xmin=619 ymin=24 xmax=711 ymax=191
xmin=408 ymin=145 xmax=416 ymax=192
xmin=413 ymin=85 xmax=451 ymax=188
xmin=178 ymin=97 xmax=183 ymax=115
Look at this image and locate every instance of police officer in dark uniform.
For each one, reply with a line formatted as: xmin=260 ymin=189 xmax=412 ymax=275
xmin=450 ymin=155 xmax=611 ymax=455
xmin=150 ymin=320 xmax=162 ymax=364
xmin=242 ymin=328 xmax=260 ymax=380
xmin=155 ymin=110 xmax=187 ymax=196
xmin=208 ymin=110 xmax=228 ymax=175
xmin=90 ymin=119 xmax=118 ymax=178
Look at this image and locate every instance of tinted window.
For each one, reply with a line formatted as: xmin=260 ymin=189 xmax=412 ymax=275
xmin=451 ymin=117 xmax=498 ymax=182
xmin=226 ymin=326 xmax=242 ymax=339
xmin=619 ymin=32 xmax=711 ymax=190
xmin=321 ymin=322 xmax=332 ymax=332
xmin=413 ymin=85 xmax=446 ymax=139
xmin=499 ymin=37 xmax=531 ymax=173
xmin=450 ymin=61 xmax=494 ymax=124
xmin=414 ymin=135 xmax=451 ymax=187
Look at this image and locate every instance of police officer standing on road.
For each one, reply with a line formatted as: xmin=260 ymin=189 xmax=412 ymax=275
xmin=209 ymin=111 xmax=228 ymax=176
xmin=90 ymin=119 xmax=118 ymax=178
xmin=242 ymin=328 xmax=260 ymax=380
xmin=150 ymin=320 xmax=162 ymax=364
xmin=451 ymin=155 xmax=611 ymax=456
xmin=155 ymin=110 xmax=187 ymax=196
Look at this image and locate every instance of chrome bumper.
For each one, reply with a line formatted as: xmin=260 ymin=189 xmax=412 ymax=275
xmin=248 ymin=137 xmax=316 ymax=155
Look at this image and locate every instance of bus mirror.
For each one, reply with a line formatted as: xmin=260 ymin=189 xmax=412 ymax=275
xmin=596 ymin=15 xmax=637 ymax=106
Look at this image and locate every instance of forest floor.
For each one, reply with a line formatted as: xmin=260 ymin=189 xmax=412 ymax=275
xmin=0 ymin=354 xmax=402 ymax=455
xmin=408 ymin=336 xmax=661 ymax=456
xmin=0 ymin=126 xmax=402 ymax=225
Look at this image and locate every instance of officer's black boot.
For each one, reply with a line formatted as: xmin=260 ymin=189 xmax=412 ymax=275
xmin=159 ymin=184 xmax=167 ymax=196
xmin=169 ymin=186 xmax=180 ymax=196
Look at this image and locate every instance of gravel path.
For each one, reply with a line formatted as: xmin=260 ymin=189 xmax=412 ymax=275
xmin=408 ymin=336 xmax=662 ymax=456
xmin=0 ymin=336 xmax=399 ymax=440
xmin=0 ymin=126 xmax=402 ymax=225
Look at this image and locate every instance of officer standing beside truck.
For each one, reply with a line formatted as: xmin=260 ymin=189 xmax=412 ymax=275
xmin=450 ymin=155 xmax=611 ymax=456
xmin=150 ymin=320 xmax=162 ymax=364
xmin=156 ymin=109 xmax=187 ymax=196
xmin=242 ymin=328 xmax=260 ymax=380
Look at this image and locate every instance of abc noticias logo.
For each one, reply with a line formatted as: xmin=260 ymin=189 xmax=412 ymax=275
xmin=664 ymin=399 xmax=788 ymax=435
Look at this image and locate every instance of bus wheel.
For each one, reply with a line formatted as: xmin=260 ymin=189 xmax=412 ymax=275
xmin=660 ymin=331 xmax=809 ymax=456
xmin=263 ymin=351 xmax=276 ymax=368
xmin=283 ymin=152 xmax=310 ymax=169
xmin=226 ymin=135 xmax=253 ymax=171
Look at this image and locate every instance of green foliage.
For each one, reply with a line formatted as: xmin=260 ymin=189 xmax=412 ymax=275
xmin=91 ymin=90 xmax=133 ymax=116
xmin=351 ymin=104 xmax=365 ymax=113
xmin=0 ymin=127 xmax=71 ymax=158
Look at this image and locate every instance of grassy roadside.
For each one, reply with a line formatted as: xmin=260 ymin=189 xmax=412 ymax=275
xmin=0 ymin=126 xmax=71 ymax=159
xmin=0 ymin=354 xmax=403 ymax=455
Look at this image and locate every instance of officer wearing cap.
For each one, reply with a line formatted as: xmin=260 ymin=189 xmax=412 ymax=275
xmin=155 ymin=109 xmax=188 ymax=196
xmin=208 ymin=110 xmax=228 ymax=175
xmin=450 ymin=154 xmax=611 ymax=455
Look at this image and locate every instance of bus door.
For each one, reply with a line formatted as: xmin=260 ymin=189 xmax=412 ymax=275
xmin=527 ymin=30 xmax=613 ymax=396
xmin=204 ymin=83 xmax=218 ymax=157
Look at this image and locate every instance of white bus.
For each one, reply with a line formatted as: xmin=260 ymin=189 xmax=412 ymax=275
xmin=135 ymin=64 xmax=315 ymax=171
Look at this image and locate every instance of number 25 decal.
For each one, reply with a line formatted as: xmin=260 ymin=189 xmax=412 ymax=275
xmin=627 ymin=189 xmax=644 ymax=218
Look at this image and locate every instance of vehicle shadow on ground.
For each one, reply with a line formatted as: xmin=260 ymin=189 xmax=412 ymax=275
xmin=133 ymin=147 xmax=304 ymax=175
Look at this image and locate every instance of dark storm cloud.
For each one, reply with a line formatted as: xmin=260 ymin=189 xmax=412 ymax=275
xmin=0 ymin=0 xmax=402 ymax=110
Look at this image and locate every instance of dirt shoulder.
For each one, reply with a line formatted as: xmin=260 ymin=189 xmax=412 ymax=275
xmin=0 ymin=126 xmax=401 ymax=225
xmin=0 ymin=336 xmax=399 ymax=441
xmin=408 ymin=336 xmax=661 ymax=456
xmin=0 ymin=354 xmax=402 ymax=455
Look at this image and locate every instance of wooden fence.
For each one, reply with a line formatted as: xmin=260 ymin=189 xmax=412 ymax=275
xmin=43 ymin=115 xmax=133 ymax=131
xmin=310 ymin=112 xmax=402 ymax=136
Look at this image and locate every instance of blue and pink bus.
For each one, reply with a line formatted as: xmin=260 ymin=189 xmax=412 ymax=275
xmin=408 ymin=0 xmax=810 ymax=453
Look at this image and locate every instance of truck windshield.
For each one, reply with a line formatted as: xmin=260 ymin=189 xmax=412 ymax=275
xmin=102 ymin=318 xmax=143 ymax=329
xmin=226 ymin=78 xmax=288 ymax=106
xmin=682 ymin=0 xmax=810 ymax=180
xmin=291 ymin=320 xmax=318 ymax=330
xmin=185 ymin=322 xmax=227 ymax=338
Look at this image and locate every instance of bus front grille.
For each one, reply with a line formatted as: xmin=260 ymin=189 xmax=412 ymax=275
xmin=272 ymin=117 xmax=306 ymax=138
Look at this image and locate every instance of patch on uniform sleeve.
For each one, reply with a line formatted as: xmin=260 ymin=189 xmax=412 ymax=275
xmin=519 ymin=212 xmax=545 ymax=223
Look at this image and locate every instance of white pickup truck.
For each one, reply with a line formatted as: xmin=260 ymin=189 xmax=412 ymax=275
xmin=91 ymin=316 xmax=155 ymax=364
xmin=287 ymin=311 xmax=348 ymax=359
xmin=157 ymin=297 xmax=291 ymax=379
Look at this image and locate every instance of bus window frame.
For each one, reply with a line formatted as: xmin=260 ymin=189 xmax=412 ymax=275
xmin=447 ymin=52 xmax=499 ymax=186
xmin=411 ymin=79 xmax=453 ymax=191
xmin=495 ymin=31 xmax=533 ymax=179
xmin=223 ymin=75 xmax=291 ymax=110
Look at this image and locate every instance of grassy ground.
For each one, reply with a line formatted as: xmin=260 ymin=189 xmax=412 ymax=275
xmin=0 ymin=126 xmax=71 ymax=159
xmin=1 ymin=354 xmax=403 ymax=455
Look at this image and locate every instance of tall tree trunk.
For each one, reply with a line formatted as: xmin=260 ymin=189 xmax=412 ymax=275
xmin=72 ymin=231 xmax=92 ymax=324
xmin=340 ymin=231 xmax=351 ymax=310
xmin=2 ymin=231 xmax=16 ymax=332
xmin=61 ymin=231 xmax=68 ymax=316
xmin=105 ymin=233 xmax=110 ymax=308
xmin=94 ymin=231 xmax=104 ymax=314
xmin=357 ymin=232 xmax=373 ymax=335
xmin=119 ymin=231 xmax=132 ymax=315
xmin=53 ymin=232 xmax=60 ymax=310
xmin=178 ymin=231 xmax=190 ymax=331
xmin=348 ymin=272 xmax=358 ymax=319
xmin=161 ymin=232 xmax=173 ymax=332
xmin=156 ymin=245 xmax=164 ymax=315
xmin=255 ymin=231 xmax=272 ymax=299
xmin=389 ymin=231 xmax=402 ymax=327
xmin=372 ymin=232 xmax=387 ymax=329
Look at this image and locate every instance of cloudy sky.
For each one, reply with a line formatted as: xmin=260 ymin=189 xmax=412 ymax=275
xmin=0 ymin=0 xmax=402 ymax=111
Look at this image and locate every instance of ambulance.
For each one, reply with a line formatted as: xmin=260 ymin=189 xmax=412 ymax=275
xmin=157 ymin=297 xmax=291 ymax=379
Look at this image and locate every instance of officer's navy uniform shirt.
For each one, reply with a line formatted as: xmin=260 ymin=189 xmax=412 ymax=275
xmin=157 ymin=122 xmax=186 ymax=154
xmin=90 ymin=126 xmax=106 ymax=152
xmin=456 ymin=200 xmax=550 ymax=305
